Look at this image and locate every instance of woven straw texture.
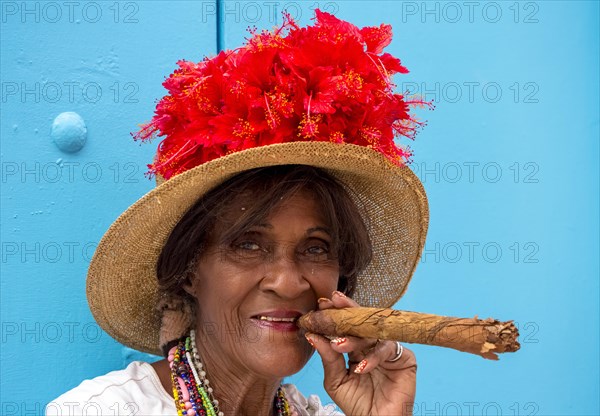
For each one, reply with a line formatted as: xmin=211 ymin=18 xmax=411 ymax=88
xmin=87 ymin=141 xmax=429 ymax=356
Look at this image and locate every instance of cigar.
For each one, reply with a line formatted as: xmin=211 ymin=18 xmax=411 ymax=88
xmin=297 ymin=308 xmax=520 ymax=360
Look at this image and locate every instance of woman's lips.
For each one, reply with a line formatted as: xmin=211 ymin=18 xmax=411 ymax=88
xmin=250 ymin=310 xmax=303 ymax=332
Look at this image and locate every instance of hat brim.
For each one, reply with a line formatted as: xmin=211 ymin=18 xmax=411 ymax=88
xmin=87 ymin=141 xmax=429 ymax=356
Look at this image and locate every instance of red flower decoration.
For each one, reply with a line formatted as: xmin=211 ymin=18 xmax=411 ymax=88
xmin=133 ymin=9 xmax=433 ymax=180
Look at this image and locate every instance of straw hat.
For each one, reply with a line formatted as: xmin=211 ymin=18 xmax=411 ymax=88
xmin=87 ymin=10 xmax=431 ymax=356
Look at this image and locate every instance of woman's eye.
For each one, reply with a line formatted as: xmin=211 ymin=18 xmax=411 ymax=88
xmin=307 ymin=246 xmax=327 ymax=255
xmin=236 ymin=241 xmax=262 ymax=251
xmin=302 ymin=241 xmax=332 ymax=260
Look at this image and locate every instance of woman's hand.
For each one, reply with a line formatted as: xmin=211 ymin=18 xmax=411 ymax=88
xmin=305 ymin=291 xmax=416 ymax=416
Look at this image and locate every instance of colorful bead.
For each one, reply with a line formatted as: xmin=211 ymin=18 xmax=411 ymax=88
xmin=177 ymin=377 xmax=190 ymax=401
xmin=169 ymin=330 xmax=290 ymax=416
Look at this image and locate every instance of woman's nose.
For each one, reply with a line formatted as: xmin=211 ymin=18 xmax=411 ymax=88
xmin=258 ymin=248 xmax=311 ymax=299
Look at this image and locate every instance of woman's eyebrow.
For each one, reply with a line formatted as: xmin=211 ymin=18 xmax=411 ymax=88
xmin=306 ymin=226 xmax=332 ymax=236
xmin=250 ymin=224 xmax=331 ymax=236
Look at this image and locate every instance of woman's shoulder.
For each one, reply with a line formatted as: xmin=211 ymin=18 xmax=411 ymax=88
xmin=282 ymin=384 xmax=344 ymax=416
xmin=45 ymin=361 xmax=175 ymax=415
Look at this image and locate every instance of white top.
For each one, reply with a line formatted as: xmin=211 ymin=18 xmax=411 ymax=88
xmin=46 ymin=361 xmax=343 ymax=416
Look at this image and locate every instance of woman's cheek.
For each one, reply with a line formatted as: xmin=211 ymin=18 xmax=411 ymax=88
xmin=315 ymin=264 xmax=340 ymax=294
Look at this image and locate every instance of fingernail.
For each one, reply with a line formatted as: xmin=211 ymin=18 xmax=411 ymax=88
xmin=317 ymin=298 xmax=330 ymax=304
xmin=354 ymin=359 xmax=368 ymax=374
xmin=330 ymin=337 xmax=346 ymax=346
xmin=305 ymin=334 xmax=315 ymax=347
xmin=333 ymin=290 xmax=346 ymax=298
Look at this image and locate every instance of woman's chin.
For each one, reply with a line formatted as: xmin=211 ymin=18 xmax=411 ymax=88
xmin=249 ymin=344 xmax=313 ymax=378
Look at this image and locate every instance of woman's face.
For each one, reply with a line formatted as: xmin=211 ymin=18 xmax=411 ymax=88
xmin=186 ymin=189 xmax=340 ymax=378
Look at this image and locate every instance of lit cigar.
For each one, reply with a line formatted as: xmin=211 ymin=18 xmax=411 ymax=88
xmin=298 ymin=308 xmax=520 ymax=360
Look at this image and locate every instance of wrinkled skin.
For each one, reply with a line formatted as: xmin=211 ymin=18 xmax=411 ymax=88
xmin=152 ymin=191 xmax=416 ymax=415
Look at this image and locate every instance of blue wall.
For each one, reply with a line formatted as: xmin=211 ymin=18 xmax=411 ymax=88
xmin=1 ymin=1 xmax=598 ymax=415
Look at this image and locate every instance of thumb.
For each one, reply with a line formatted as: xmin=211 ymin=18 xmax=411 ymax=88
xmin=305 ymin=332 xmax=347 ymax=391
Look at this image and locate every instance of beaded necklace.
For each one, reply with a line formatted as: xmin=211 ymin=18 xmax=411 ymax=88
xmin=167 ymin=329 xmax=290 ymax=416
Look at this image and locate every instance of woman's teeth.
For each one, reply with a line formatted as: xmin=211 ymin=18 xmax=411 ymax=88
xmin=257 ymin=316 xmax=296 ymax=322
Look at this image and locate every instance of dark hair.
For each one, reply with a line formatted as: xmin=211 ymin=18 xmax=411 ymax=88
xmin=156 ymin=165 xmax=372 ymax=303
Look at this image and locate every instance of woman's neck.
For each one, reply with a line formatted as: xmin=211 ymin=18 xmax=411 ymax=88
xmin=197 ymin=334 xmax=283 ymax=416
xmin=151 ymin=340 xmax=283 ymax=416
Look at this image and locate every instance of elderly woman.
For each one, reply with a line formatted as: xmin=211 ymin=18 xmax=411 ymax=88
xmin=48 ymin=9 xmax=429 ymax=416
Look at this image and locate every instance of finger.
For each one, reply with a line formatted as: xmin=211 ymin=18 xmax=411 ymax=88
xmin=386 ymin=344 xmax=418 ymax=372
xmin=329 ymin=335 xmax=381 ymax=375
xmin=331 ymin=290 xmax=360 ymax=308
xmin=329 ymin=334 xmax=378 ymax=356
xmin=317 ymin=297 xmax=334 ymax=310
xmin=305 ymin=332 xmax=347 ymax=390
xmin=352 ymin=340 xmax=399 ymax=374
xmin=357 ymin=343 xmax=417 ymax=375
